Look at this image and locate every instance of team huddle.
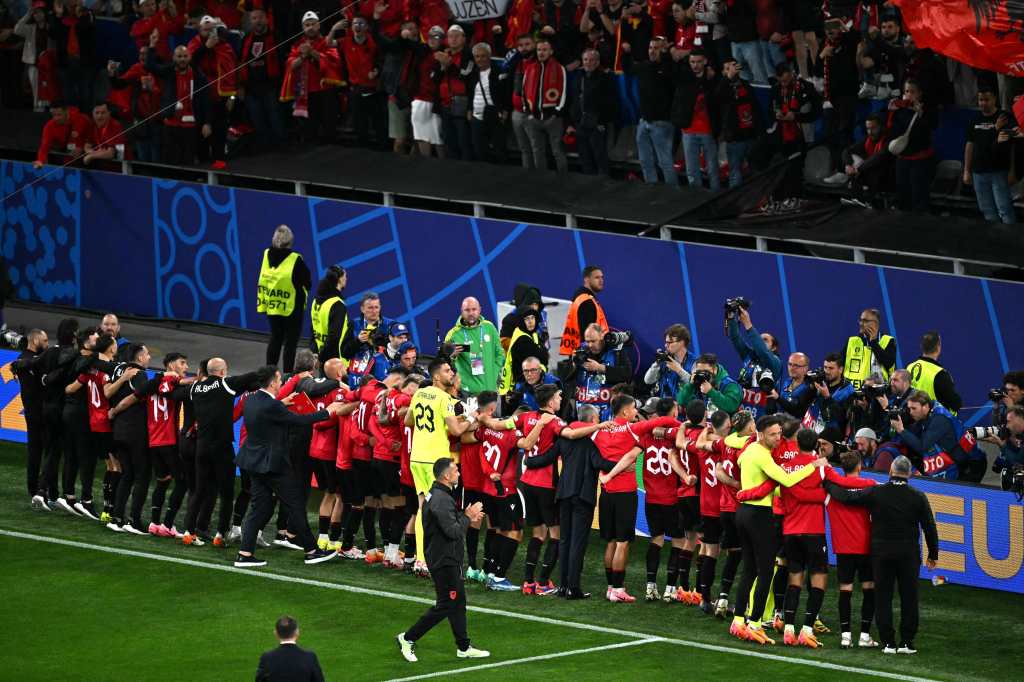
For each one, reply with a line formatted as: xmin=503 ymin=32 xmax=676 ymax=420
xmin=16 ymin=316 xmax=929 ymax=653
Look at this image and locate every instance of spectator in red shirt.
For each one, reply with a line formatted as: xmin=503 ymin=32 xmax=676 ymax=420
xmin=130 ymin=0 xmax=184 ymax=62
xmin=146 ymin=43 xmax=208 ymax=166
xmin=410 ymin=26 xmax=446 ymax=157
xmin=107 ymin=45 xmax=164 ymax=162
xmin=283 ymin=12 xmax=343 ymax=145
xmin=82 ymin=101 xmax=127 ymax=165
xmin=338 ymin=14 xmax=386 ymax=148
xmin=188 ymin=15 xmax=239 ymax=169
xmin=34 ymin=101 xmax=91 ymax=168
xmin=674 ymin=48 xmax=720 ymax=190
xmin=240 ymin=8 xmax=286 ymax=149
xmin=521 ymin=37 xmax=568 ymax=172
xmin=410 ymin=0 xmax=451 ymax=42
xmin=433 ymin=25 xmax=475 ymax=160
xmin=49 ymin=0 xmax=96 ymax=110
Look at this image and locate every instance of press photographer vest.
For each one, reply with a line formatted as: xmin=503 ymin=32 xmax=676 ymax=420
xmin=574 ymin=346 xmax=618 ymax=421
xmin=907 ymin=357 xmax=947 ymax=410
xmin=919 ymin=402 xmax=977 ymax=479
xmin=256 ymin=250 xmax=302 ymax=317
xmin=310 ymin=296 xmax=348 ymax=360
xmin=844 ymin=334 xmax=895 ymax=388
xmin=737 ymin=360 xmax=771 ymax=419
xmin=559 ymin=292 xmax=607 ymax=356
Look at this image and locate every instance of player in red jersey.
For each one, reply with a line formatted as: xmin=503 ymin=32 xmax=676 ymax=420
xmin=714 ymin=411 xmax=756 ymax=617
xmin=370 ymin=370 xmax=419 ymax=568
xmin=305 ymin=360 xmax=353 ymax=551
xmin=829 ymin=450 xmax=879 ymax=649
xmin=329 ymin=385 xmax=363 ymax=559
xmin=455 ymin=392 xmax=492 ymax=584
xmin=596 ymin=395 xmax=677 ymax=603
xmin=637 ymin=398 xmax=691 ymax=603
xmin=670 ymin=399 xmax=709 ymax=604
xmin=515 ymin=384 xmax=609 ymax=596
xmin=692 ymin=409 xmax=734 ymax=613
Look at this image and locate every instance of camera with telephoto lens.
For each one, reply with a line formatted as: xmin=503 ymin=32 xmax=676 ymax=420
xmin=655 ymin=348 xmax=671 ymax=363
xmin=886 ymin=405 xmax=903 ymax=421
xmin=853 ymin=383 xmax=887 ymax=401
xmin=805 ymin=368 xmax=826 ymax=385
xmin=1001 ymin=465 xmax=1024 ymax=501
xmin=972 ymin=425 xmax=1010 ymax=440
xmin=757 ymin=368 xmax=775 ymax=392
xmin=369 ymin=324 xmax=389 ymax=348
xmin=723 ymin=296 xmax=751 ymax=315
xmin=0 ymin=326 xmax=25 ymax=350
xmin=603 ymin=330 xmax=632 ymax=348
xmin=990 ymin=387 xmax=1007 ymax=402
xmin=572 ymin=346 xmax=589 ymax=368
xmin=692 ymin=369 xmax=713 ymax=386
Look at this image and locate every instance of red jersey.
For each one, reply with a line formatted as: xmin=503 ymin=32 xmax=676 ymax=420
xmin=144 ymin=372 xmax=180 ymax=447
xmin=372 ymin=389 xmax=410 ymax=464
xmin=779 ymin=451 xmax=825 ymax=535
xmin=594 ymin=416 xmax=676 ymax=494
xmin=516 ymin=411 xmax=567 ymax=489
xmin=234 ymin=391 xmax=251 ymax=446
xmin=717 ymin=434 xmax=753 ymax=513
xmin=36 ymin=108 xmax=91 ymax=164
xmin=771 ymin=437 xmax=800 ymax=514
xmin=334 ymin=388 xmax=359 ymax=471
xmin=825 ymin=472 xmax=876 ymax=555
xmin=640 ymin=419 xmax=681 ymax=505
xmin=683 ymin=93 xmax=712 ymax=135
xmin=674 ymin=423 xmax=705 ymax=498
xmin=478 ymin=426 xmax=522 ymax=498
xmin=460 ymin=442 xmax=485 ymax=492
xmin=87 ymin=118 xmax=127 ymax=153
xmin=80 ymin=370 xmax=112 ymax=433
xmin=699 ymin=439 xmax=724 ymax=517
xmin=399 ymin=422 xmax=414 ymax=487
xmin=353 ymin=380 xmax=387 ymax=462
xmin=310 ymin=388 xmax=344 ymax=461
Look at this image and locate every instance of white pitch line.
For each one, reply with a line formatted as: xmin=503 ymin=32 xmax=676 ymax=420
xmin=384 ymin=638 xmax=664 ymax=682
xmin=0 ymin=529 xmax=937 ymax=682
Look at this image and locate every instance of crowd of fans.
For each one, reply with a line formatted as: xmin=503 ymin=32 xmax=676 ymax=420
xmin=3 ymin=0 xmax=1021 ymax=219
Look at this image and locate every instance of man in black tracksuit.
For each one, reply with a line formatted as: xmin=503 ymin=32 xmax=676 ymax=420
xmin=824 ymin=455 xmax=939 ymax=654
xmin=398 ymin=458 xmax=488 ymax=662
xmin=524 ymin=404 xmax=615 ymax=598
xmin=14 ymin=329 xmax=49 ymax=506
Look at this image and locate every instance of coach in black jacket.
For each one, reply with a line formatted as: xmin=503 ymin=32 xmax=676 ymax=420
xmin=525 ymin=404 xmax=614 ymax=598
xmin=256 ymin=616 xmax=325 ymax=682
xmin=234 ymin=366 xmax=343 ymax=568
xmin=825 ymin=455 xmax=939 ymax=653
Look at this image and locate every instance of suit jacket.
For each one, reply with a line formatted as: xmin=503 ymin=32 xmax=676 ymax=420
xmin=256 ymin=643 xmax=325 ymax=682
xmin=235 ymin=390 xmax=329 ymax=474
xmin=525 ymin=428 xmax=614 ymax=506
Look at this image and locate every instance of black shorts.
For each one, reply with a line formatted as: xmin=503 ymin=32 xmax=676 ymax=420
xmin=701 ymin=515 xmax=723 ymax=545
xmin=371 ymin=459 xmax=401 ymax=497
xmin=310 ymin=458 xmax=338 ymax=492
xmin=150 ymin=445 xmax=180 ymax=480
xmin=774 ymin=513 xmax=786 ymax=559
xmin=720 ymin=511 xmax=740 ymax=550
xmin=338 ymin=467 xmax=365 ymax=504
xmin=599 ymin=491 xmax=637 ymax=542
xmin=353 ymin=459 xmax=377 ymax=499
xmin=678 ymin=496 xmax=701 ymax=533
xmin=486 ymin=493 xmax=524 ymax=532
xmin=462 ymin=488 xmax=486 ymax=511
xmin=645 ymin=502 xmax=682 ymax=539
xmin=836 ymin=553 xmax=873 ymax=584
xmin=785 ymin=534 xmax=829 ymax=575
xmin=401 ymin=484 xmax=418 ymax=516
xmin=519 ymin=483 xmax=559 ymax=527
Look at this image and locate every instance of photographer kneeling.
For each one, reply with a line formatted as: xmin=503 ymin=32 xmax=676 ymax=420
xmin=643 ymin=324 xmax=695 ymax=399
xmin=675 ymin=353 xmax=743 ymax=416
xmin=561 ymin=324 xmax=633 ymax=421
xmin=769 ymin=353 xmax=815 ymax=419
xmin=990 ymin=371 xmax=1024 ymax=429
xmin=727 ymin=301 xmax=783 ymax=419
xmin=506 ymin=356 xmax=562 ymax=413
xmin=990 ymin=406 xmax=1024 ymax=493
xmin=890 ymin=391 xmax=984 ymax=482
xmin=804 ymin=354 xmax=855 ymax=435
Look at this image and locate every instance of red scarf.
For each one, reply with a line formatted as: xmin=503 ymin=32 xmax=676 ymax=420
xmin=522 ymin=57 xmax=565 ymax=116
xmin=279 ymin=37 xmax=342 ymax=116
xmin=63 ymin=15 xmax=80 ymax=58
xmin=853 ymin=1 xmax=880 ymax=32
xmin=241 ymin=30 xmax=281 ymax=81
xmin=864 ymin=133 xmax=885 ymax=157
xmin=779 ymin=82 xmax=800 ymax=143
xmin=187 ymin=35 xmax=237 ymax=98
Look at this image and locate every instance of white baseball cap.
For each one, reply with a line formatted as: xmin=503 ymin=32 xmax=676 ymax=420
xmin=199 ymin=14 xmax=216 ymax=26
xmin=302 ymin=10 xmax=319 ymax=22
xmin=854 ymin=427 xmax=878 ymax=442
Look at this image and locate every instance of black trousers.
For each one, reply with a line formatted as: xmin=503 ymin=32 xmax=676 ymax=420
xmin=161 ymin=125 xmax=197 ymax=166
xmin=349 ymin=89 xmax=386 ymax=147
xmin=25 ymin=411 xmax=47 ymax=497
xmin=576 ymin=126 xmax=610 ymax=176
xmin=184 ymin=439 xmax=235 ymax=535
xmin=197 ymin=99 xmax=229 ymax=163
xmin=61 ymin=407 xmax=90 ymax=499
xmin=559 ymin=496 xmax=594 ymax=592
xmin=113 ymin=435 xmax=150 ymax=526
xmin=873 ymin=554 xmax=920 ymax=646
xmin=265 ymin=309 xmax=303 ymax=373
xmin=405 ymin=564 xmax=470 ymax=651
xmin=735 ymin=504 xmax=778 ymax=622
xmin=41 ymin=403 xmax=65 ymax=501
xmin=470 ymin=115 xmax=507 ymax=163
xmin=240 ymin=468 xmax=318 ymax=553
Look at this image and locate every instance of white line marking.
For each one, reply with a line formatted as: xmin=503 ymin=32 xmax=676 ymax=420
xmin=384 ymin=638 xmax=663 ymax=682
xmin=0 ymin=529 xmax=937 ymax=682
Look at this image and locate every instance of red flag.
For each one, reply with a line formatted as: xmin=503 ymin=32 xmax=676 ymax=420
xmin=893 ymin=0 xmax=1024 ymax=75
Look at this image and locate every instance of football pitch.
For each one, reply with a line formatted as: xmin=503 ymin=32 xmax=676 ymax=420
xmin=1 ymin=444 xmax=1020 ymax=681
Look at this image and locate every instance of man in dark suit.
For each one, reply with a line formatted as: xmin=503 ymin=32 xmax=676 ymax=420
xmin=256 ymin=616 xmax=325 ymax=682
xmin=524 ymin=404 xmax=615 ymax=599
xmin=234 ymin=365 xmax=345 ymax=568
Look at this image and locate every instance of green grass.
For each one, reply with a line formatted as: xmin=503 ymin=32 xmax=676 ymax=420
xmin=2 ymin=442 xmax=1021 ymax=681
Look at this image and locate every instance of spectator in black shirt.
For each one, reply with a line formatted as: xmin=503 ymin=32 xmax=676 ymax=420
xmin=239 ymin=8 xmax=286 ymax=150
xmin=673 ymin=49 xmax=720 ymax=190
xmin=887 ymin=79 xmax=937 ymax=213
xmin=716 ymin=56 xmax=762 ymax=187
xmin=859 ymin=18 xmax=906 ymax=100
xmin=541 ymin=0 xmax=582 ymax=67
xmin=832 ymin=112 xmax=893 ymax=203
xmin=618 ymin=0 xmax=653 ymax=65
xmin=963 ymin=86 xmax=1017 ymax=224
xmin=820 ymin=18 xmax=863 ymax=183
xmin=567 ymin=48 xmax=617 ymax=175
xmin=624 ymin=37 xmax=677 ymax=185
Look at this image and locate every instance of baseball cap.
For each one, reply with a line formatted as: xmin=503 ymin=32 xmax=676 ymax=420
xmin=199 ymin=14 xmax=216 ymax=26
xmin=638 ymin=397 xmax=661 ymax=417
xmin=447 ymin=24 xmax=465 ymax=34
xmin=302 ymin=10 xmax=319 ymax=22
xmin=398 ymin=341 xmax=417 ymax=355
xmin=389 ymin=322 xmax=410 ymax=337
xmin=428 ymin=25 xmax=446 ymax=37
xmin=854 ymin=427 xmax=878 ymax=442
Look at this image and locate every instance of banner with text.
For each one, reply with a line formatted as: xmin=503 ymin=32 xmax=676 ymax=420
xmin=444 ymin=0 xmax=511 ymax=21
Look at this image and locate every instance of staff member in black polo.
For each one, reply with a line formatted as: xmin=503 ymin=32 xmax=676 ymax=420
xmin=14 ymin=329 xmax=49 ymax=509
xmin=396 ymin=458 xmax=490 ymax=663
xmin=234 ymin=365 xmax=344 ymax=568
xmin=824 ymin=455 xmax=939 ymax=655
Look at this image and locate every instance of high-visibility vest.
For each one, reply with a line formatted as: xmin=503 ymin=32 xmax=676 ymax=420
xmin=843 ymin=334 xmax=895 ymax=388
xmin=907 ymin=357 xmax=944 ymax=405
xmin=559 ymin=291 xmax=608 ymax=356
xmin=256 ymin=250 xmax=303 ymax=317
xmin=498 ymin=327 xmax=544 ymax=395
xmin=310 ymin=296 xmax=348 ymax=361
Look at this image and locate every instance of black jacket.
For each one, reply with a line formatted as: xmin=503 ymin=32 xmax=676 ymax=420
xmin=190 ymin=372 xmax=263 ymax=444
xmin=899 ymin=410 xmax=967 ymax=468
xmin=716 ymin=76 xmax=763 ymax=142
xmin=624 ymin=54 xmax=674 ymax=123
xmin=255 ymin=643 xmax=325 ymax=682
xmin=235 ymin=390 xmax=329 ymax=475
xmin=50 ymin=9 xmax=95 ymax=67
xmin=422 ymin=480 xmax=470 ymax=571
xmin=145 ymin=50 xmax=210 ymax=126
xmin=525 ymin=429 xmax=614 ymax=505
xmin=825 ymin=477 xmax=939 ymax=561
xmin=14 ymin=348 xmax=45 ymax=417
xmin=569 ymin=69 xmax=617 ymax=128
xmin=672 ymin=65 xmax=721 ymax=135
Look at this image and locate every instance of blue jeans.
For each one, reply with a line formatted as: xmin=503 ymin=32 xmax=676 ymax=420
xmin=682 ymin=132 xmax=720 ymax=190
xmin=636 ymin=119 xmax=678 ymax=186
xmin=732 ymin=41 xmax=769 ymax=84
xmin=972 ymin=171 xmax=1016 ymax=224
xmin=134 ymin=137 xmax=160 ymax=163
xmin=725 ymin=139 xmax=753 ymax=188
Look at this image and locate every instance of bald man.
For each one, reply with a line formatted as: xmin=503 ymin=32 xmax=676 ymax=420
xmin=443 ymin=297 xmax=504 ymax=396
xmin=772 ymin=352 xmax=816 ymax=419
xmin=101 ymin=314 xmax=133 ymax=360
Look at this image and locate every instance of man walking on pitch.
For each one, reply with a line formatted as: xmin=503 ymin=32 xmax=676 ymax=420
xmin=397 ymin=458 xmax=490 ymax=662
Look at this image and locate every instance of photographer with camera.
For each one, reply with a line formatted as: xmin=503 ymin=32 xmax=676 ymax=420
xmin=846 ymin=374 xmax=891 ymax=443
xmin=841 ymin=308 xmax=897 ymax=390
xmin=770 ymin=353 xmax=815 ymax=420
xmin=890 ymin=391 xmax=984 ymax=482
xmin=906 ymin=331 xmax=962 ymax=414
xmin=342 ymin=293 xmax=394 ymax=387
xmin=364 ymin=322 xmax=413 ymax=382
xmin=990 ymin=371 xmax=1024 ymax=429
xmin=675 ymin=353 xmax=743 ymax=416
xmin=991 ymin=406 xmax=1024 ymax=493
xmin=444 ymin=297 xmax=504 ymax=396
xmin=563 ymin=324 xmax=633 ymax=422
xmin=643 ymin=324 xmax=695 ymax=400
xmin=804 ymin=354 xmax=855 ymax=436
xmin=726 ymin=301 xmax=783 ymax=419
xmin=506 ymin=357 xmax=561 ymax=413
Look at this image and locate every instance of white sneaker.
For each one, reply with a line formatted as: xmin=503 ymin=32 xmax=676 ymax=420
xmin=396 ymin=633 xmax=418 ymax=662
xmin=859 ymin=632 xmax=878 ymax=648
xmin=106 ymin=522 xmax=125 ymax=532
xmin=273 ymin=536 xmax=304 ymax=551
xmin=226 ymin=525 xmax=242 ymax=544
xmin=662 ymin=585 xmax=677 ymax=603
xmin=73 ymin=501 xmax=100 ymax=521
xmin=122 ymin=523 xmax=147 ymax=535
xmin=31 ymin=495 xmax=51 ymax=511
xmin=857 ymin=82 xmax=877 ymax=99
xmin=841 ymin=632 xmax=852 ymax=649
xmin=645 ymin=582 xmax=659 ymax=602
xmin=883 ymin=644 xmax=897 ymax=654
xmin=256 ymin=530 xmax=271 ymax=547
xmin=823 ymin=171 xmax=848 ymax=185
xmin=340 ymin=547 xmax=365 ymax=560
xmin=456 ymin=646 xmax=490 ymax=659
xmin=897 ymin=643 xmax=917 ymax=655
xmin=57 ymin=497 xmax=80 ymax=516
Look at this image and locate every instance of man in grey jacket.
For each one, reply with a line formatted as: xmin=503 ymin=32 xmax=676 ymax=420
xmin=396 ymin=458 xmax=490 ymax=663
